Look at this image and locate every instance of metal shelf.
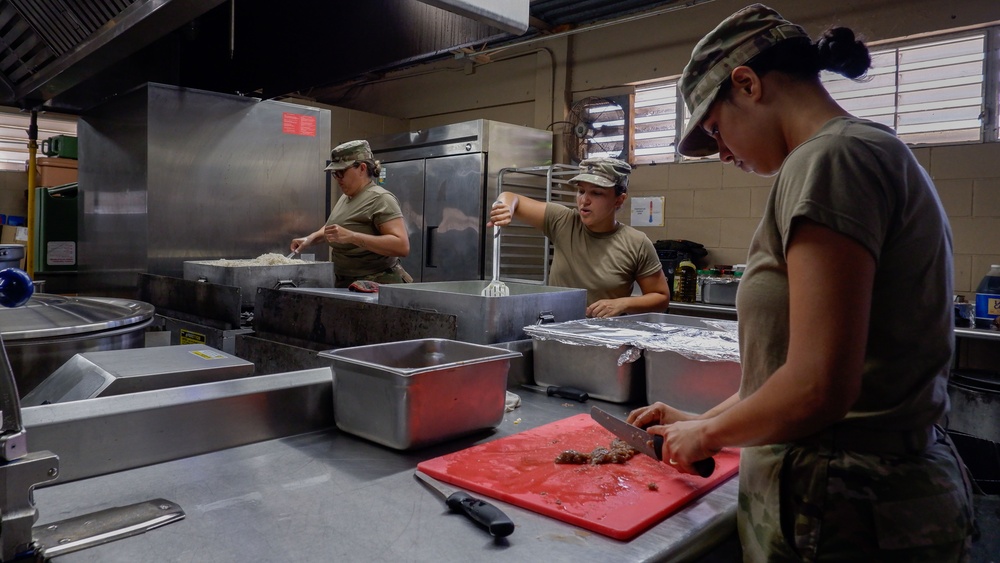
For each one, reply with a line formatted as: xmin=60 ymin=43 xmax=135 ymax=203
xmin=496 ymin=164 xmax=581 ymax=285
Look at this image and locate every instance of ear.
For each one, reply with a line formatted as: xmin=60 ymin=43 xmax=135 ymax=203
xmin=730 ymin=66 xmax=762 ymax=102
xmin=615 ymin=192 xmax=627 ymax=209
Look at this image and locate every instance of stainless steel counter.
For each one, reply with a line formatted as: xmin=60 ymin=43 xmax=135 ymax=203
xmin=33 ymin=389 xmax=737 ymax=562
xmin=954 ymin=326 xmax=1000 ymax=342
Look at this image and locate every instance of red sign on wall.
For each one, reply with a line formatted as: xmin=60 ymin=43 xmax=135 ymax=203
xmin=282 ymin=112 xmax=317 ymax=137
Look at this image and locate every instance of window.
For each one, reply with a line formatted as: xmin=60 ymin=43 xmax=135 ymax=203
xmin=822 ymin=33 xmax=986 ymax=145
xmin=632 ymin=79 xmax=680 ymax=164
xmin=625 ymin=26 xmax=997 ymax=163
xmin=0 ymin=111 xmax=78 ymax=172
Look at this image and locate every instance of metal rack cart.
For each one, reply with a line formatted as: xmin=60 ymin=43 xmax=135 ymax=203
xmin=495 ymin=164 xmax=581 ymax=285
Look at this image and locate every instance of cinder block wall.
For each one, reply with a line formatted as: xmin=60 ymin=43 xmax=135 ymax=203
xmin=624 ymin=143 xmax=1000 ymax=301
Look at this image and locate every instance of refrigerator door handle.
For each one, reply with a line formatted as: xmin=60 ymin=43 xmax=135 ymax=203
xmin=426 ymin=226 xmax=437 ymax=268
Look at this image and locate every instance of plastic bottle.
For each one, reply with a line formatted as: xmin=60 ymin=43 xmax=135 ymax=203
xmin=673 ymin=255 xmax=697 ymax=303
xmin=974 ymin=264 xmax=1000 ymax=329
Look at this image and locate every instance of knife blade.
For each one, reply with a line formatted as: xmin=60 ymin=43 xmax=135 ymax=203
xmin=414 ymin=470 xmax=515 ymax=538
xmin=590 ymin=406 xmax=715 ymax=478
xmin=521 ymin=384 xmax=589 ymax=402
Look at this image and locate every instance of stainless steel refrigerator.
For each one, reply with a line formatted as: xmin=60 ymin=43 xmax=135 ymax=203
xmin=367 ymin=120 xmax=552 ymax=282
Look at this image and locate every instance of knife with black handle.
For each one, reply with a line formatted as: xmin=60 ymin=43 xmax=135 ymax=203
xmin=647 ymin=434 xmax=715 ymax=478
xmin=415 ymin=471 xmax=515 ymax=537
xmin=521 ymin=384 xmax=589 ymax=402
xmin=590 ymin=406 xmax=715 ymax=478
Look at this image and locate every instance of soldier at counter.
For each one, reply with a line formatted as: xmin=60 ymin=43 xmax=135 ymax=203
xmin=488 ymin=157 xmax=670 ymax=317
xmin=291 ymin=140 xmax=412 ymax=288
xmin=629 ymin=4 xmax=974 ymax=561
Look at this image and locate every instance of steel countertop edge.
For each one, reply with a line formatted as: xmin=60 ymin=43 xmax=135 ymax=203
xmin=30 ymin=386 xmax=738 ymax=562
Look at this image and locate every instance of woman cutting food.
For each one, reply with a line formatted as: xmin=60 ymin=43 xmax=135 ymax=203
xmin=488 ymin=157 xmax=669 ymax=317
xmin=291 ymin=139 xmax=412 ymax=288
xmin=627 ymin=4 xmax=973 ymax=560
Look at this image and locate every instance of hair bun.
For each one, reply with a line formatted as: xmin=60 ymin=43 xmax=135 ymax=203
xmin=816 ymin=27 xmax=871 ymax=79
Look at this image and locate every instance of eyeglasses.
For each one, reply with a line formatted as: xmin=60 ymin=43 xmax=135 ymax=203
xmin=332 ymin=162 xmax=360 ymax=179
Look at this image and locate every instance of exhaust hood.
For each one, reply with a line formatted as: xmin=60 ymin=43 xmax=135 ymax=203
xmin=0 ymin=0 xmax=523 ymax=114
xmin=0 ymin=0 xmax=681 ymax=114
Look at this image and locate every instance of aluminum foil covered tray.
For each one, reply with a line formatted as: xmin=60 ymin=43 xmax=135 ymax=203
xmin=525 ymin=314 xmax=740 ymax=408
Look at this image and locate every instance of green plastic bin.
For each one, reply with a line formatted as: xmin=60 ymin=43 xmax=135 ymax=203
xmin=33 ymin=185 xmax=77 ymax=272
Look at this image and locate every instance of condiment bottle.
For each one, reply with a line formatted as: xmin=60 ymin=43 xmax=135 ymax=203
xmin=673 ymin=255 xmax=697 ymax=303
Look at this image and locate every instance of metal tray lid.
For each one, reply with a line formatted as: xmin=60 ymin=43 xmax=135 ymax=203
xmin=0 ymin=294 xmax=155 ymax=341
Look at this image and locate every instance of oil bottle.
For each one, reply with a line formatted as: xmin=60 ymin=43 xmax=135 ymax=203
xmin=672 ymin=254 xmax=697 ymax=303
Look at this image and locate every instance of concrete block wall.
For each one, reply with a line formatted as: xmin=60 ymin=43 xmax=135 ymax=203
xmin=623 ymin=142 xmax=1000 ymax=301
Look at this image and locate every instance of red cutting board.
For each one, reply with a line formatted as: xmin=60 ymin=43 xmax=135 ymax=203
xmin=417 ymin=413 xmax=740 ymax=540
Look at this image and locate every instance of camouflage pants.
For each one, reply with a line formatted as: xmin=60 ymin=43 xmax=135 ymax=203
xmin=738 ymin=428 xmax=974 ymax=562
xmin=334 ymin=263 xmax=413 ymax=289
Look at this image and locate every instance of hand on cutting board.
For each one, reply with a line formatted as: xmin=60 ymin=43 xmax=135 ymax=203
xmin=627 ymin=401 xmax=696 ymax=428
xmin=646 ymin=419 xmax=720 ymax=477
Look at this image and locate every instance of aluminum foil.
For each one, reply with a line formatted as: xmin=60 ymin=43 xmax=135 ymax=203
xmin=524 ymin=317 xmax=740 ymax=363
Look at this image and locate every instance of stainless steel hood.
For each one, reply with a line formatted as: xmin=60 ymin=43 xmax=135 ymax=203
xmin=0 ymin=0 xmax=682 ymax=114
xmin=0 ymin=0 xmax=525 ymax=113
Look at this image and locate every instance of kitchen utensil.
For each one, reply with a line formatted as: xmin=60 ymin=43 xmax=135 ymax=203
xmin=417 ymin=413 xmax=740 ymax=540
xmin=590 ymin=406 xmax=715 ymax=478
xmin=414 ymin=470 xmax=515 ymax=538
xmin=481 ymin=224 xmax=509 ymax=297
xmin=521 ymin=384 xmax=589 ymax=402
xmin=286 ymin=251 xmax=298 ymax=259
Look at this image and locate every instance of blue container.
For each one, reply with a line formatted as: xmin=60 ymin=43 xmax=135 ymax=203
xmin=974 ymin=264 xmax=1000 ymax=329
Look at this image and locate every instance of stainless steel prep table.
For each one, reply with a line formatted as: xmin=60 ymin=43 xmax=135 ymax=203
xmin=33 ymin=390 xmax=737 ymax=562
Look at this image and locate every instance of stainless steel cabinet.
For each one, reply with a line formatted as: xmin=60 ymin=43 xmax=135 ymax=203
xmin=369 ymin=120 xmax=551 ymax=282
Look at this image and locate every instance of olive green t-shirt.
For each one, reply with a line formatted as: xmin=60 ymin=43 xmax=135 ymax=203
xmin=542 ymin=202 xmax=662 ymax=305
xmin=325 ymin=181 xmax=403 ymax=277
xmin=737 ymin=116 xmax=954 ymax=432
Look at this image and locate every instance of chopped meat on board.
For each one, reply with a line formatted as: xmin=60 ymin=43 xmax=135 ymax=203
xmin=554 ymin=438 xmax=638 ymax=465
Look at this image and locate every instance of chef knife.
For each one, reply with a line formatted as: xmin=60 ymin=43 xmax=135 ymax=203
xmin=521 ymin=384 xmax=589 ymax=402
xmin=590 ymin=406 xmax=715 ymax=478
xmin=414 ymin=470 xmax=515 ymax=538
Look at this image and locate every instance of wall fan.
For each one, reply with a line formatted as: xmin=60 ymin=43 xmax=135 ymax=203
xmin=562 ymin=96 xmax=628 ymax=164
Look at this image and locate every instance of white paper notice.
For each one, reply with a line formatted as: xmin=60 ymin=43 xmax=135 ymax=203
xmin=630 ymin=197 xmax=663 ymax=227
xmin=46 ymin=241 xmax=76 ymax=265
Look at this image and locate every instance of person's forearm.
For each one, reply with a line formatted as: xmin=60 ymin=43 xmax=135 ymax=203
xmin=696 ymin=393 xmax=739 ymax=420
xmin=350 ymin=232 xmax=407 ymax=257
xmin=700 ymin=364 xmax=850 ymax=450
xmin=303 ymin=228 xmax=325 ymax=247
xmin=618 ymin=292 xmax=669 ymax=314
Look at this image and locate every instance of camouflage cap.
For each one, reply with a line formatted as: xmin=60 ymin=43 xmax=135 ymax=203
xmin=677 ymin=4 xmax=808 ymax=157
xmin=324 ymin=139 xmax=373 ymax=171
xmin=568 ymin=157 xmax=632 ymax=191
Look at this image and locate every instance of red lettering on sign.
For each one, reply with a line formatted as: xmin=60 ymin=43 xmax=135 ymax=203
xmin=282 ymin=113 xmax=317 ymax=137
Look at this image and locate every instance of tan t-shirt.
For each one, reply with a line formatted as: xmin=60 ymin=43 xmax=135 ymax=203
xmin=542 ymin=203 xmax=662 ymax=305
xmin=737 ymin=116 xmax=954 ymax=432
xmin=325 ymin=181 xmax=403 ymax=277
